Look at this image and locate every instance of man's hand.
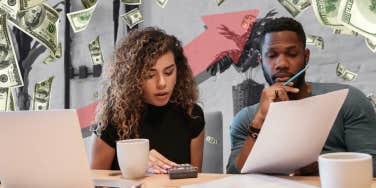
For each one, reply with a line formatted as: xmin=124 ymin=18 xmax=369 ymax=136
xmin=148 ymin=149 xmax=177 ymax=174
xmin=252 ymin=82 xmax=299 ymax=128
xmin=292 ymin=162 xmax=319 ymax=176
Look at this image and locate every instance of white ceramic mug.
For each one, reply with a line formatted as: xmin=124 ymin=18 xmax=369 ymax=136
xmin=318 ymin=152 xmax=372 ymax=188
xmin=116 ymin=139 xmax=149 ymax=179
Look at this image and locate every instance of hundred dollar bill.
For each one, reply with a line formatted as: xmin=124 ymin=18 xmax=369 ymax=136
xmin=366 ymin=38 xmax=376 ymax=53
xmin=277 ymin=0 xmax=311 ymax=17
xmin=89 ymin=36 xmax=104 ymax=65
xmin=336 ymin=63 xmax=357 ymax=81
xmin=42 ymin=42 xmax=61 ymax=64
xmin=8 ymin=3 xmax=59 ymax=55
xmin=121 ymin=8 xmax=143 ymax=29
xmin=0 ymin=13 xmax=23 ymax=88
xmin=0 ymin=87 xmax=9 ymax=111
xmin=337 ymin=0 xmax=376 ymax=41
xmin=312 ymin=0 xmax=349 ymax=30
xmin=0 ymin=0 xmax=19 ymax=19
xmin=121 ymin=0 xmax=141 ymax=5
xmin=81 ymin=0 xmax=96 ymax=9
xmin=155 ymin=0 xmax=168 ymax=8
xmin=32 ymin=76 xmax=53 ymax=111
xmin=306 ymin=35 xmax=324 ymax=49
xmin=206 ymin=136 xmax=218 ymax=145
xmin=7 ymin=88 xmax=14 ymax=111
xmin=216 ymin=0 xmax=224 ymax=6
xmin=67 ymin=2 xmax=97 ymax=33
xmin=333 ymin=28 xmax=358 ymax=36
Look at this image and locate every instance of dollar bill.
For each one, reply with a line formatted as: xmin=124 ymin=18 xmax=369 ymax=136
xmin=8 ymin=3 xmax=59 ymax=55
xmin=0 ymin=87 xmax=9 ymax=111
xmin=206 ymin=136 xmax=218 ymax=144
xmin=89 ymin=36 xmax=104 ymax=65
xmin=0 ymin=13 xmax=23 ymax=88
xmin=333 ymin=28 xmax=358 ymax=36
xmin=7 ymin=88 xmax=14 ymax=111
xmin=121 ymin=0 xmax=141 ymax=5
xmin=337 ymin=0 xmax=376 ymax=41
xmin=67 ymin=2 xmax=97 ymax=33
xmin=155 ymin=0 xmax=168 ymax=8
xmin=121 ymin=8 xmax=143 ymax=29
xmin=32 ymin=76 xmax=53 ymax=111
xmin=216 ymin=0 xmax=224 ymax=6
xmin=312 ymin=0 xmax=349 ymax=30
xmin=81 ymin=0 xmax=96 ymax=9
xmin=20 ymin=0 xmax=45 ymax=10
xmin=367 ymin=94 xmax=376 ymax=112
xmin=277 ymin=0 xmax=311 ymax=17
xmin=336 ymin=63 xmax=357 ymax=81
xmin=306 ymin=35 xmax=324 ymax=49
xmin=42 ymin=42 xmax=61 ymax=64
xmin=0 ymin=0 xmax=19 ymax=19
xmin=366 ymin=38 xmax=376 ymax=53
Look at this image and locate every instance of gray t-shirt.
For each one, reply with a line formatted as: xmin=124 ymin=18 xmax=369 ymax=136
xmin=226 ymin=82 xmax=376 ymax=177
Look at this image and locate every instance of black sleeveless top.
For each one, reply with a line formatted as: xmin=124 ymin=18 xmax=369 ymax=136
xmin=97 ymin=103 xmax=205 ymax=170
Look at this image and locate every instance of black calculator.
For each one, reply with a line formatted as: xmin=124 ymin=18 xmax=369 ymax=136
xmin=168 ymin=163 xmax=198 ymax=179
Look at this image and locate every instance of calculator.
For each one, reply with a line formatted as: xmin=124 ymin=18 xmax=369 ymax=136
xmin=168 ymin=163 xmax=198 ymax=179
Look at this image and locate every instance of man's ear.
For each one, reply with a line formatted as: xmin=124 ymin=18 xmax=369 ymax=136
xmin=304 ymin=48 xmax=310 ymax=66
xmin=257 ymin=53 xmax=262 ymax=65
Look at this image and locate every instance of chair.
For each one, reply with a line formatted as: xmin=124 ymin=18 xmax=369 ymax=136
xmin=202 ymin=111 xmax=223 ymax=173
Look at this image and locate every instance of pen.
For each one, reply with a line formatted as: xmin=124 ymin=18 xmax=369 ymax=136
xmin=282 ymin=65 xmax=309 ymax=86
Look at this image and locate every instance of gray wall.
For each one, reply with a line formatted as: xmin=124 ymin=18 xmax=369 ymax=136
xmin=35 ymin=0 xmax=376 ymax=171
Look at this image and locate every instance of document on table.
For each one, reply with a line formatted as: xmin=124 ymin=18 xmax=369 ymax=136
xmin=182 ymin=174 xmax=318 ymax=188
xmin=241 ymin=89 xmax=349 ymax=174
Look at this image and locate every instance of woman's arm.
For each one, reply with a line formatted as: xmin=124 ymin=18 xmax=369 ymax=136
xmin=89 ymin=134 xmax=115 ymax=169
xmin=190 ymin=129 xmax=205 ymax=172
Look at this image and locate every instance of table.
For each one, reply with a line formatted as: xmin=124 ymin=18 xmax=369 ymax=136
xmin=92 ymin=170 xmax=376 ymax=188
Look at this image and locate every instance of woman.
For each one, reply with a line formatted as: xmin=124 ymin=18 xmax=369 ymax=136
xmin=89 ymin=27 xmax=205 ymax=174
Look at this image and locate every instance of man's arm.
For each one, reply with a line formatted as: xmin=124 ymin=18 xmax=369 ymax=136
xmin=342 ymin=86 xmax=376 ymax=177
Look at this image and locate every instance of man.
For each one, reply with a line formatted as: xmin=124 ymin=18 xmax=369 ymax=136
xmin=226 ymin=17 xmax=376 ymax=176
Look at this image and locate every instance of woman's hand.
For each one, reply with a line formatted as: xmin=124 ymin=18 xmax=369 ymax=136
xmin=148 ymin=149 xmax=177 ymax=174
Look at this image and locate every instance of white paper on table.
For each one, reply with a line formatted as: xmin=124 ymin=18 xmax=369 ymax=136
xmin=241 ymin=89 xmax=349 ymax=174
xmin=182 ymin=174 xmax=318 ymax=188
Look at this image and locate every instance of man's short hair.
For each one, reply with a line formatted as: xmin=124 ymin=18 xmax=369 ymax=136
xmin=259 ymin=17 xmax=306 ymax=51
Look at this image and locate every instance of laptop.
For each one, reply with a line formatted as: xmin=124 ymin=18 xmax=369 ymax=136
xmin=0 ymin=110 xmax=94 ymax=188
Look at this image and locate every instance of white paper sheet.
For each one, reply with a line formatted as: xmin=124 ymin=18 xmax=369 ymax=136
xmin=241 ymin=89 xmax=349 ymax=174
xmin=182 ymin=174 xmax=318 ymax=188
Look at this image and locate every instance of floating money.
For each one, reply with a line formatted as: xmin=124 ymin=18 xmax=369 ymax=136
xmin=206 ymin=136 xmax=218 ymax=145
xmin=33 ymin=76 xmax=53 ymax=111
xmin=0 ymin=87 xmax=9 ymax=111
xmin=81 ymin=0 xmax=96 ymax=9
xmin=336 ymin=63 xmax=357 ymax=81
xmin=121 ymin=8 xmax=143 ymax=29
xmin=7 ymin=88 xmax=14 ymax=111
xmin=312 ymin=0 xmax=349 ymax=30
xmin=333 ymin=29 xmax=358 ymax=36
xmin=67 ymin=2 xmax=97 ymax=33
xmin=121 ymin=0 xmax=141 ymax=5
xmin=216 ymin=0 xmax=224 ymax=6
xmin=277 ymin=0 xmax=311 ymax=17
xmin=88 ymin=36 xmax=104 ymax=65
xmin=42 ymin=42 xmax=61 ymax=64
xmin=0 ymin=12 xmax=23 ymax=88
xmin=337 ymin=0 xmax=376 ymax=41
xmin=366 ymin=38 xmax=376 ymax=53
xmin=367 ymin=94 xmax=376 ymax=112
xmin=8 ymin=3 xmax=59 ymax=55
xmin=0 ymin=0 xmax=19 ymax=18
xmin=155 ymin=0 xmax=168 ymax=8
xmin=306 ymin=35 xmax=324 ymax=49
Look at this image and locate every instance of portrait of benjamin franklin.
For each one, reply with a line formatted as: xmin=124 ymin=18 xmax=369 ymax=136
xmin=0 ymin=44 xmax=10 ymax=69
xmin=17 ymin=5 xmax=46 ymax=29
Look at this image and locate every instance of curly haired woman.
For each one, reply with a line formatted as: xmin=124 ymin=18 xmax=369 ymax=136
xmin=89 ymin=27 xmax=205 ymax=174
